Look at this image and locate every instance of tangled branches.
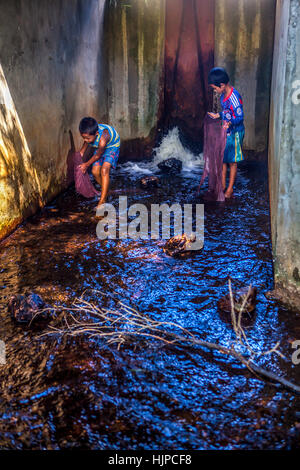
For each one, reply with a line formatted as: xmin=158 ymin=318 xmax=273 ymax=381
xmin=38 ymin=281 xmax=300 ymax=394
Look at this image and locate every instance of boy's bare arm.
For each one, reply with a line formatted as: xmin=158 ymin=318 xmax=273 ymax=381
xmin=79 ymin=130 xmax=110 ymax=173
xmin=79 ymin=140 xmax=89 ymax=156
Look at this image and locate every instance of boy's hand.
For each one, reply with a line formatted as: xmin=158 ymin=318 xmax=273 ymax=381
xmin=78 ymin=163 xmax=88 ymax=174
xmin=222 ymin=121 xmax=231 ymax=130
xmin=207 ymin=112 xmax=220 ymax=119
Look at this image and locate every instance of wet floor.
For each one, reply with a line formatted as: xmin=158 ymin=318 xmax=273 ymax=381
xmin=0 ymin=158 xmax=299 ymax=449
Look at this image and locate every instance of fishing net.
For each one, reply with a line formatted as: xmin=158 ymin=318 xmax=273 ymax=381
xmin=66 ymin=150 xmax=100 ymax=198
xmin=197 ymin=113 xmax=227 ymax=202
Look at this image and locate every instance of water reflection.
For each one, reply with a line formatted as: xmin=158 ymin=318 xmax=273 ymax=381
xmin=0 ymin=160 xmax=299 ymax=449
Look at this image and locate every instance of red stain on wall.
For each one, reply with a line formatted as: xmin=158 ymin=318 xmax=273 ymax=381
xmin=164 ymin=0 xmax=215 ymax=143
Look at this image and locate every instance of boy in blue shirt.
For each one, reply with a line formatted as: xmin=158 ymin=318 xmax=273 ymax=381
xmin=78 ymin=117 xmax=120 ymax=208
xmin=208 ymin=67 xmax=245 ymax=198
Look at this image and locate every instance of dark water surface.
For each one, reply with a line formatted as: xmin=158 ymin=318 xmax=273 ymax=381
xmin=0 ymin=161 xmax=299 ymax=450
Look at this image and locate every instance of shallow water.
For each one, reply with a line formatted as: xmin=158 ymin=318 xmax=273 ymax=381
xmin=0 ymin=153 xmax=300 ymax=450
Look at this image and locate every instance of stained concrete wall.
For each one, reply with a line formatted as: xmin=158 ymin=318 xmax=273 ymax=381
xmin=0 ymin=0 xmax=165 ymax=240
xmin=163 ymin=0 xmax=214 ymax=144
xmin=0 ymin=0 xmax=106 ymax=239
xmin=1 ymin=0 xmax=296 ymax=254
xmin=215 ymin=0 xmax=276 ymax=152
xmin=102 ymin=0 xmax=165 ymax=159
xmin=268 ymin=0 xmax=300 ymax=305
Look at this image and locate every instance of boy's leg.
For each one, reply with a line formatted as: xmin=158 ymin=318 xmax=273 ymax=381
xmin=222 ymin=163 xmax=227 ymax=191
xmin=91 ymin=164 xmax=102 ymax=186
xmin=97 ymin=162 xmax=112 ymax=208
xmin=225 ymin=162 xmax=237 ymax=198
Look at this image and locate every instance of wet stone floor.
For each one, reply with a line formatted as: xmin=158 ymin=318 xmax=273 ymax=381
xmin=0 ymin=160 xmax=299 ymax=449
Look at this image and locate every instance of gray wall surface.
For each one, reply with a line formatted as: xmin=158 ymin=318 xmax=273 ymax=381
xmin=215 ymin=0 xmax=276 ymax=152
xmin=268 ymin=0 xmax=300 ymax=301
xmin=0 ymin=0 xmax=106 ymax=238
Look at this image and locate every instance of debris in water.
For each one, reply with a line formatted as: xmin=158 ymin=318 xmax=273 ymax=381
xmin=158 ymin=158 xmax=182 ymax=174
xmin=163 ymin=234 xmax=198 ymax=258
xmin=218 ymin=286 xmax=258 ymax=314
xmin=38 ymin=286 xmax=300 ymax=394
xmin=8 ymin=293 xmax=51 ymax=324
xmin=140 ymin=175 xmax=159 ymax=189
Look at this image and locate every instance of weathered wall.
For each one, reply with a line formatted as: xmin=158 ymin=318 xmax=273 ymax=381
xmin=102 ymin=0 xmax=165 ymax=159
xmin=1 ymin=0 xmax=296 ymax=253
xmin=268 ymin=0 xmax=300 ymax=305
xmin=163 ymin=0 xmax=214 ymax=143
xmin=215 ymin=0 xmax=276 ymax=152
xmin=0 ymin=0 xmax=106 ymax=239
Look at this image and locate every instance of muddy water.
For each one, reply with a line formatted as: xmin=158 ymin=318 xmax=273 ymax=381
xmin=0 ymin=159 xmax=299 ymax=450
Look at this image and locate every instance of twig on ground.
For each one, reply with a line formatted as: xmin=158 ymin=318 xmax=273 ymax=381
xmin=36 ymin=283 xmax=300 ymax=394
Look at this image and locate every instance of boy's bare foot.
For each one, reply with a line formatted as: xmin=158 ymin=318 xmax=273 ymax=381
xmin=94 ymin=212 xmax=104 ymax=220
xmin=225 ymin=188 xmax=234 ymax=199
xmin=94 ymin=200 xmax=106 ymax=212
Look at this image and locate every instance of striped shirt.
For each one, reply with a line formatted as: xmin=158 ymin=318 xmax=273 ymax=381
xmin=89 ymin=123 xmax=120 ymax=150
xmin=220 ymin=87 xmax=244 ymax=134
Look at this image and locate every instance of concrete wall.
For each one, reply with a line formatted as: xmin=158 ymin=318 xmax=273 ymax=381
xmin=268 ymin=0 xmax=300 ymax=305
xmin=2 ymin=0 xmax=298 ymax=261
xmin=163 ymin=0 xmax=214 ymax=144
xmin=0 ymin=0 xmax=106 ymax=239
xmin=102 ymin=0 xmax=165 ymax=159
xmin=215 ymin=0 xmax=276 ymax=152
xmin=0 ymin=0 xmax=165 ymax=239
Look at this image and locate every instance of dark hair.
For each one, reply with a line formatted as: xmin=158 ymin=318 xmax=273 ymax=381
xmin=208 ymin=67 xmax=229 ymax=87
xmin=79 ymin=117 xmax=98 ymax=135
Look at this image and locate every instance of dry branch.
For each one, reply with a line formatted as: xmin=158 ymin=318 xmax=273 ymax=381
xmin=37 ymin=282 xmax=300 ymax=394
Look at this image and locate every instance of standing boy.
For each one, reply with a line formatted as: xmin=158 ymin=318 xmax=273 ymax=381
xmin=207 ymin=67 xmax=245 ymax=198
xmin=78 ymin=117 xmax=120 ymax=208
